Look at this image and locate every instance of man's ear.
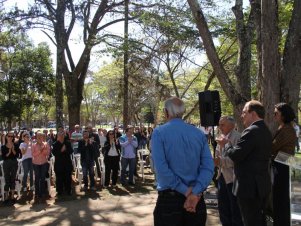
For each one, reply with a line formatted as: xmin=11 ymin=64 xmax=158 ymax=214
xmin=165 ymin=108 xmax=169 ymax=118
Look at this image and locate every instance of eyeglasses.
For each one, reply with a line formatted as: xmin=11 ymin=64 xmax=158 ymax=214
xmin=7 ymin=135 xmax=14 ymax=138
xmin=109 ymin=133 xmax=114 ymax=135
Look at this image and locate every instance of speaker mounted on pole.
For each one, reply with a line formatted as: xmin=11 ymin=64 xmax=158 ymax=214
xmin=198 ymin=90 xmax=221 ymax=127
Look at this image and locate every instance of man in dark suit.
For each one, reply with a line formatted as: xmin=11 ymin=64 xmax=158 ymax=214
xmin=86 ymin=125 xmax=101 ymax=180
xmin=218 ymin=100 xmax=272 ymax=226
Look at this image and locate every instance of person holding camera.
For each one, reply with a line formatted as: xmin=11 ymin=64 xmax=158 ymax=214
xmin=78 ymin=130 xmax=98 ymax=191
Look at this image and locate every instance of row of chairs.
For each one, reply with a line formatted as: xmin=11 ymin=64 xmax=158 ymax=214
xmin=72 ymin=149 xmax=150 ymax=186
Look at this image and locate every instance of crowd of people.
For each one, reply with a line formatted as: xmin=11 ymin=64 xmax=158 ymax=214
xmin=0 ymin=124 xmax=154 ymax=204
xmin=0 ymin=97 xmax=300 ymax=226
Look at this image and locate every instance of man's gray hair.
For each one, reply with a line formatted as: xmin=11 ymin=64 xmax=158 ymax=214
xmin=220 ymin=115 xmax=235 ymax=125
xmin=164 ymin=97 xmax=185 ymax=118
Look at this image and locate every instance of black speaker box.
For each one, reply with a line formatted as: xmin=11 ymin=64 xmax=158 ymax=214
xmin=198 ymin=90 xmax=221 ymax=126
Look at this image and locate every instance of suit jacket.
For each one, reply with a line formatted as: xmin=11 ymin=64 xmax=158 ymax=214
xmin=216 ymin=129 xmax=241 ymax=184
xmin=52 ymin=140 xmax=74 ymax=172
xmin=78 ymin=139 xmax=98 ymax=165
xmin=225 ymin=120 xmax=272 ymax=199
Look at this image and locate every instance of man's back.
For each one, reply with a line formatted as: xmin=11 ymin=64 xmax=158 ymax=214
xmin=228 ymin=120 xmax=272 ymax=198
xmin=152 ymin=118 xmax=214 ymax=195
xmin=152 ymin=96 xmax=214 ymax=226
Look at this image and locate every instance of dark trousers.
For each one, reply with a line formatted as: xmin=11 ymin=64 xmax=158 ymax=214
xmin=22 ymin=158 xmax=33 ymax=188
xmin=154 ymin=190 xmax=207 ymax=226
xmin=237 ymin=196 xmax=267 ymax=226
xmin=82 ymin=162 xmax=95 ymax=188
xmin=3 ymin=159 xmax=18 ymax=191
xmin=273 ymin=161 xmax=290 ymax=226
xmin=104 ymin=156 xmax=120 ymax=186
xmin=217 ymin=174 xmax=243 ymax=226
xmin=55 ymin=170 xmax=72 ymax=194
xmin=33 ymin=163 xmax=48 ymax=197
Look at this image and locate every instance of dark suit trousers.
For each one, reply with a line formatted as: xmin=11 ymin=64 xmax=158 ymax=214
xmin=217 ymin=174 xmax=243 ymax=226
xmin=154 ymin=190 xmax=207 ymax=226
xmin=273 ymin=161 xmax=290 ymax=226
xmin=55 ymin=170 xmax=72 ymax=194
xmin=237 ymin=196 xmax=267 ymax=226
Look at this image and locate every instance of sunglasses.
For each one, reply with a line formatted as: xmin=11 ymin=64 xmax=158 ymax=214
xmin=7 ymin=135 xmax=14 ymax=138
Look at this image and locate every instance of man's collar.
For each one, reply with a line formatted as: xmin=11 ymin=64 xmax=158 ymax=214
xmin=250 ymin=119 xmax=264 ymax=126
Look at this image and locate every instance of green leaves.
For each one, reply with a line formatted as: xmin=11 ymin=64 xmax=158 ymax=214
xmin=0 ymin=29 xmax=54 ymax=128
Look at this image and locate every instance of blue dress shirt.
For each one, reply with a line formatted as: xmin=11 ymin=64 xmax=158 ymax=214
xmin=151 ymin=118 xmax=214 ymax=196
xmin=119 ymin=134 xmax=138 ymax=159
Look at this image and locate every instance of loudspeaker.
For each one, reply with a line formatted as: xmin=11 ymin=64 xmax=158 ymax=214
xmin=198 ymin=90 xmax=221 ymax=126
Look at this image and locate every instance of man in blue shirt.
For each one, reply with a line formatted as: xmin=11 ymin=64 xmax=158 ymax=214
xmin=151 ymin=96 xmax=214 ymax=226
xmin=119 ymin=126 xmax=138 ymax=186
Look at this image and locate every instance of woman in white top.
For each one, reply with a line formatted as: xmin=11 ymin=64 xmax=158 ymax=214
xmin=19 ymin=133 xmax=34 ymax=192
xmin=102 ymin=130 xmax=121 ymax=187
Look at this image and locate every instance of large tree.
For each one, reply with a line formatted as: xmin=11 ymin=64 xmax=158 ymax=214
xmin=187 ymin=0 xmax=301 ymax=131
xmin=0 ymin=31 xmax=54 ymax=130
xmin=5 ymin=0 xmax=132 ymax=130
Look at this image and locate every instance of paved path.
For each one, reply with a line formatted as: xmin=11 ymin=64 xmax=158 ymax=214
xmin=0 ymin=189 xmax=221 ymax=226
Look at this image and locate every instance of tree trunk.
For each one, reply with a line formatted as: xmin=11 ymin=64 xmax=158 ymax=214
xmin=55 ymin=51 xmax=64 ymax=129
xmin=187 ymin=0 xmax=251 ymax=131
xmin=280 ymin=0 xmax=301 ymax=118
xmin=68 ymin=100 xmax=81 ymax=132
xmin=252 ymin=0 xmax=263 ymax=99
xmin=261 ymin=0 xmax=280 ymax=132
xmin=232 ymin=0 xmax=252 ymax=100
xmin=54 ymin=0 xmax=66 ymax=129
xmin=123 ymin=0 xmax=130 ymax=129
xmin=64 ymin=69 xmax=85 ymax=131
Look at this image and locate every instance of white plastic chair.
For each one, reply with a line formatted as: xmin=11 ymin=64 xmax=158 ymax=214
xmin=0 ymin=161 xmax=5 ymax=201
xmin=15 ymin=159 xmax=24 ymax=197
xmin=137 ymin=149 xmax=149 ymax=182
xmin=74 ymin=154 xmax=83 ymax=187
xmin=71 ymin=153 xmax=76 ymax=171
xmin=45 ymin=157 xmax=55 ymax=195
xmin=97 ymin=155 xmax=105 ymax=186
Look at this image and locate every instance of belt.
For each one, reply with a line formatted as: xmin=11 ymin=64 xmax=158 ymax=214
xmin=158 ymin=189 xmax=184 ymax=197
